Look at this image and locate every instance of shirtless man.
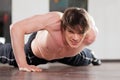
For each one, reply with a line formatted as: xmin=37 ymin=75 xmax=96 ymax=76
xmin=0 ymin=7 xmax=101 ymax=72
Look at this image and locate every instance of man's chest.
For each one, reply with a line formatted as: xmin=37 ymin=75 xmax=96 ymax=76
xmin=35 ymin=31 xmax=84 ymax=60
xmin=41 ymin=37 xmax=82 ymax=59
xmin=43 ymin=45 xmax=82 ymax=60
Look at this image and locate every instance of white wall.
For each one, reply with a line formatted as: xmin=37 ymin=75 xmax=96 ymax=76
xmin=12 ymin=0 xmax=49 ymax=22
xmin=88 ymin=0 xmax=120 ymax=59
xmin=12 ymin=0 xmax=49 ymax=43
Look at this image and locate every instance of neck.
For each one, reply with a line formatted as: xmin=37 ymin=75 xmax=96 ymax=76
xmin=61 ymin=31 xmax=69 ymax=47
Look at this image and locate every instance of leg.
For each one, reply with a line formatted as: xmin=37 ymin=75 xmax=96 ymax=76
xmin=0 ymin=43 xmax=18 ymax=67
xmin=79 ymin=48 xmax=101 ymax=65
xmin=57 ymin=48 xmax=101 ymax=66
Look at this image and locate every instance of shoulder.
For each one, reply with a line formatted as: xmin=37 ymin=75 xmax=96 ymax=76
xmin=47 ymin=11 xmax=63 ymax=17
xmin=37 ymin=12 xmax=63 ymax=31
xmin=36 ymin=11 xmax=63 ymax=20
xmin=88 ymin=15 xmax=98 ymax=34
xmin=83 ymin=29 xmax=96 ymax=46
xmin=83 ymin=16 xmax=98 ymax=45
xmin=36 ymin=11 xmax=63 ymax=26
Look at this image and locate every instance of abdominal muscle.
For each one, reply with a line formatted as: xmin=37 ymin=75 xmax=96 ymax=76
xmin=31 ymin=41 xmax=64 ymax=60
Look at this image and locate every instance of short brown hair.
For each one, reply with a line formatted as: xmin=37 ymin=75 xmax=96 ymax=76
xmin=61 ymin=7 xmax=90 ymax=34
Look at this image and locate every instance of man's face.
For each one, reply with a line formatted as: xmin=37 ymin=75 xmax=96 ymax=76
xmin=64 ymin=27 xmax=86 ymax=48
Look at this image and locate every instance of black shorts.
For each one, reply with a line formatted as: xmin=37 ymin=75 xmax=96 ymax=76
xmin=0 ymin=32 xmax=93 ymax=67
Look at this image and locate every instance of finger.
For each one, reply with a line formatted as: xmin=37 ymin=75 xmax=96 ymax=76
xmin=30 ymin=66 xmax=42 ymax=72
xmin=19 ymin=68 xmax=31 ymax=72
xmin=19 ymin=66 xmax=42 ymax=72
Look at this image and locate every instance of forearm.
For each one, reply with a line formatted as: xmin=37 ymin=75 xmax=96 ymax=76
xmin=10 ymin=24 xmax=28 ymax=67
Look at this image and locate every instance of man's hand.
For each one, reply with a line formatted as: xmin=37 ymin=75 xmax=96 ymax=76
xmin=19 ymin=64 xmax=42 ymax=72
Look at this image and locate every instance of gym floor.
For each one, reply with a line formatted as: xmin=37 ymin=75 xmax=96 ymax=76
xmin=0 ymin=62 xmax=120 ymax=80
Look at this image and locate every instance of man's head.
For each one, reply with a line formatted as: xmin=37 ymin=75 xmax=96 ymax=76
xmin=61 ymin=7 xmax=90 ymax=34
xmin=61 ymin=7 xmax=91 ymax=48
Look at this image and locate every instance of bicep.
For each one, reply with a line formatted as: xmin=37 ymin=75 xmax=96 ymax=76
xmin=11 ymin=12 xmax=62 ymax=34
xmin=11 ymin=15 xmax=47 ymax=34
xmin=11 ymin=12 xmax=62 ymax=35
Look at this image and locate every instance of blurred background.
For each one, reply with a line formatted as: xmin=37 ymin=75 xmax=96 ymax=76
xmin=0 ymin=0 xmax=120 ymax=60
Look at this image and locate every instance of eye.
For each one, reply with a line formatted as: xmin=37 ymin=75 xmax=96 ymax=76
xmin=68 ymin=30 xmax=74 ymax=33
xmin=78 ymin=32 xmax=83 ymax=35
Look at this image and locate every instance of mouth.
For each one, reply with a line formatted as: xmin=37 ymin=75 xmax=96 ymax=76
xmin=70 ymin=41 xmax=79 ymax=45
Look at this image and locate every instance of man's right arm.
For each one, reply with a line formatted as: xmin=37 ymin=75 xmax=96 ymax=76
xmin=10 ymin=12 xmax=61 ymax=72
xmin=10 ymin=17 xmax=43 ymax=72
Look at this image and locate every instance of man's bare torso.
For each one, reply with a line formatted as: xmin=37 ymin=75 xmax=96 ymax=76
xmin=30 ymin=12 xmax=97 ymax=60
xmin=31 ymin=29 xmax=84 ymax=60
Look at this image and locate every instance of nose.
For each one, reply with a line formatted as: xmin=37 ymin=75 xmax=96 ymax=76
xmin=72 ymin=34 xmax=80 ymax=41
